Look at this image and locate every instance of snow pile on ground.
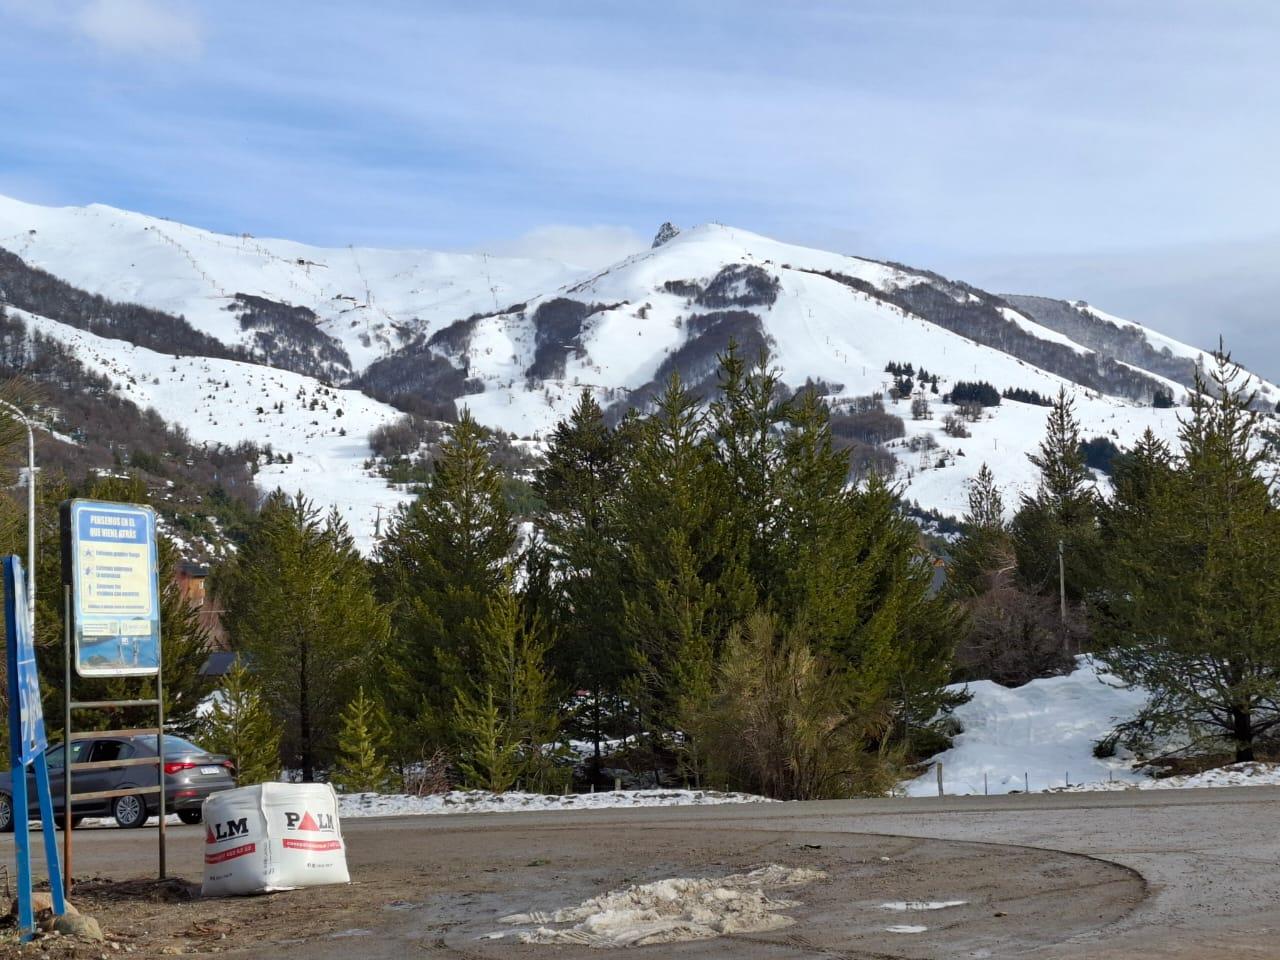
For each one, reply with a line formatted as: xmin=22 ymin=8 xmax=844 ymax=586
xmin=492 ymin=864 xmax=826 ymax=947
xmin=1057 ymin=761 xmax=1280 ymax=792
xmin=338 ymin=788 xmax=773 ymax=818
xmin=902 ymin=657 xmax=1150 ymax=796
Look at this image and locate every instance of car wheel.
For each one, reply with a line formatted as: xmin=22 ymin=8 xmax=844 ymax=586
xmin=113 ymin=794 xmax=150 ymax=829
xmin=0 ymin=793 xmax=13 ymax=833
xmin=177 ymin=809 xmax=202 ymax=826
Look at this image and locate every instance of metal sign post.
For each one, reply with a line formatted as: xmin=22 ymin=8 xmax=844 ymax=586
xmin=58 ymin=499 xmax=165 ymax=889
xmin=5 ymin=556 xmax=66 ymax=941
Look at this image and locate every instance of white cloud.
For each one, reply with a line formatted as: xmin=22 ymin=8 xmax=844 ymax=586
xmin=74 ymin=0 xmax=203 ymax=58
xmin=479 ymin=224 xmax=649 ymax=271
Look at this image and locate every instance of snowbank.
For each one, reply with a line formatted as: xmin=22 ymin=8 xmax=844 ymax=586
xmin=1058 ymin=761 xmax=1280 ymax=792
xmin=337 ymin=788 xmax=774 ymax=818
xmin=902 ymin=657 xmax=1149 ymax=796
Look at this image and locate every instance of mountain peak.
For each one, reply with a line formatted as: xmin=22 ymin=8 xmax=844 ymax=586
xmin=651 ymin=222 xmax=680 ymax=248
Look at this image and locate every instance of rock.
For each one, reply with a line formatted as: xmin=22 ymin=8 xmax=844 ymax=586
xmin=651 ymin=222 xmax=680 ymax=248
xmin=10 ymin=893 xmax=78 ymax=917
xmin=53 ymin=913 xmax=104 ymax=942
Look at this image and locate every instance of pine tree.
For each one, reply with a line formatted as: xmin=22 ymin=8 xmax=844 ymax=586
xmin=453 ymin=580 xmax=564 ymax=792
xmin=703 ymin=611 xmax=902 ymax=800
xmin=709 ymin=344 xmax=788 ymax=604
xmin=947 ymin=463 xmax=1010 ymax=597
xmin=614 ymin=374 xmax=754 ymax=769
xmin=533 ymin=390 xmax=628 ymax=773
xmin=1097 ymin=350 xmax=1280 ymax=761
xmin=1012 ymin=387 xmax=1101 ymax=606
xmin=333 ymin=686 xmax=393 ymax=793
xmin=220 ymin=492 xmax=389 ymax=781
xmin=948 ymin=462 xmax=1069 ymax=684
xmin=201 ymin=658 xmax=281 ymax=785
xmin=375 ymin=410 xmax=515 ymax=748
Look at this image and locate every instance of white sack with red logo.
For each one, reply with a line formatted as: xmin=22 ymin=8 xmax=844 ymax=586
xmin=201 ymin=782 xmax=350 ymax=897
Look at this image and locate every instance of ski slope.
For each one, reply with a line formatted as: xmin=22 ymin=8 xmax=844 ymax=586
xmin=17 ymin=307 xmax=410 ymax=552
xmin=3 ymin=193 xmax=1276 ymax=540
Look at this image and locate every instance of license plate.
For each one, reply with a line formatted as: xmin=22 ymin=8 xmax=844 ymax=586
xmin=200 ymin=766 xmax=222 ymax=776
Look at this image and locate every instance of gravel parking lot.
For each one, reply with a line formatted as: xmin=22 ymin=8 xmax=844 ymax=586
xmin=2 ymin=786 xmax=1277 ymax=958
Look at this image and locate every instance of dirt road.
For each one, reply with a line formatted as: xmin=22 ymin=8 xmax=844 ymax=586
xmin=3 ymin=786 xmax=1278 ymax=958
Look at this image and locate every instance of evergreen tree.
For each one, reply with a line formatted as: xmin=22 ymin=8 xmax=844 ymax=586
xmin=375 ymin=410 xmax=515 ymax=748
xmin=201 ymin=658 xmax=281 ymax=785
xmin=1012 ymin=387 xmax=1101 ymax=609
xmin=701 ymin=611 xmax=902 ymax=800
xmin=1096 ymin=350 xmax=1280 ymax=761
xmin=947 ymin=463 xmax=1070 ymax=684
xmin=452 ymin=580 xmax=564 ymax=792
xmin=533 ymin=390 xmax=628 ymax=773
xmin=614 ymin=374 xmax=754 ymax=769
xmin=947 ymin=463 xmax=1010 ymax=597
xmin=709 ymin=344 xmax=788 ymax=601
xmin=333 ymin=686 xmax=393 ymax=793
xmin=220 ymin=492 xmax=389 ymax=781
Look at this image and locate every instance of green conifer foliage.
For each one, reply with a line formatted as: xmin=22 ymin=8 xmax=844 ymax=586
xmin=453 ymin=580 xmax=564 ymax=792
xmin=375 ymin=410 xmax=515 ymax=746
xmin=220 ymin=492 xmax=389 ymax=782
xmin=201 ymin=658 xmax=281 ymax=786
xmin=533 ymin=390 xmax=628 ymax=771
xmin=333 ymin=686 xmax=393 ymax=793
xmin=1012 ymin=387 xmax=1101 ymax=603
xmin=1097 ymin=350 xmax=1280 ymax=762
xmin=614 ymin=374 xmax=755 ymax=768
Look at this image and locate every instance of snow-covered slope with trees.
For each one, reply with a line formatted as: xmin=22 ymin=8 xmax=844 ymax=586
xmin=2 ymin=193 xmax=1274 ymax=542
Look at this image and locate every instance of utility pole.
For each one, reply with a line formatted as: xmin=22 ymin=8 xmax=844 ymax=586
xmin=0 ymin=399 xmax=36 ymax=614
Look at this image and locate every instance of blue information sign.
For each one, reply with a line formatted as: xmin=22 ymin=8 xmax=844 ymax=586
xmin=4 ymin=556 xmax=66 ymax=941
xmin=65 ymin=500 xmax=161 ymax=677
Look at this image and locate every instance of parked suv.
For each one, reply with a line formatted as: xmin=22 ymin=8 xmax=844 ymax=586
xmin=0 ymin=735 xmax=237 ymax=830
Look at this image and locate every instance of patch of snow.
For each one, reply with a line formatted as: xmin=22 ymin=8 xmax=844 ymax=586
xmin=887 ymin=924 xmax=928 ymax=934
xmin=337 ymin=788 xmax=774 ymax=818
xmin=902 ymin=656 xmax=1150 ymax=796
xmin=1058 ymin=761 xmax=1280 ymax=792
xmin=497 ymin=864 xmax=825 ymax=947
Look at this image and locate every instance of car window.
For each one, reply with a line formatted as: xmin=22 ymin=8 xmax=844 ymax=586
xmin=90 ymin=740 xmax=134 ymax=763
xmin=46 ymin=741 xmax=91 ymax=770
xmin=161 ymin=736 xmax=204 ymax=755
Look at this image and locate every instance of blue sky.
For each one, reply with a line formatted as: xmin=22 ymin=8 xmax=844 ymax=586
xmin=2 ymin=1 xmax=1278 ymax=373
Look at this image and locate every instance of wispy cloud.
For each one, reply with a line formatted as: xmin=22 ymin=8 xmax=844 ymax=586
xmin=74 ymin=0 xmax=203 ymax=58
xmin=1 ymin=0 xmax=202 ymax=58
xmin=0 ymin=0 xmax=1277 ymax=373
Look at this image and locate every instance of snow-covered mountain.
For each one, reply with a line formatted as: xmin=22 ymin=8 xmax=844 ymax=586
xmin=1 ymin=193 xmax=1273 ymax=549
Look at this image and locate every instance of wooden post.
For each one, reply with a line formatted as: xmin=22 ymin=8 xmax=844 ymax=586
xmin=935 ymin=762 xmax=944 ymax=797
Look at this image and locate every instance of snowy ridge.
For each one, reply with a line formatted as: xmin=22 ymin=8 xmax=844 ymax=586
xmin=3 ymin=193 xmax=1276 ymax=541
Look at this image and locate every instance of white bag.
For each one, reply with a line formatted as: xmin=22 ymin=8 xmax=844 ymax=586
xmin=201 ymin=782 xmax=350 ymax=897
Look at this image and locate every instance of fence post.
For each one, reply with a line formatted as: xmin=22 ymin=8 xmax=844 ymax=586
xmin=983 ymin=772 xmax=988 ymax=796
xmin=614 ymin=777 xmax=621 ymax=792
xmin=1024 ymin=772 xmax=1029 ymax=793
xmin=935 ymin=762 xmax=944 ymax=797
